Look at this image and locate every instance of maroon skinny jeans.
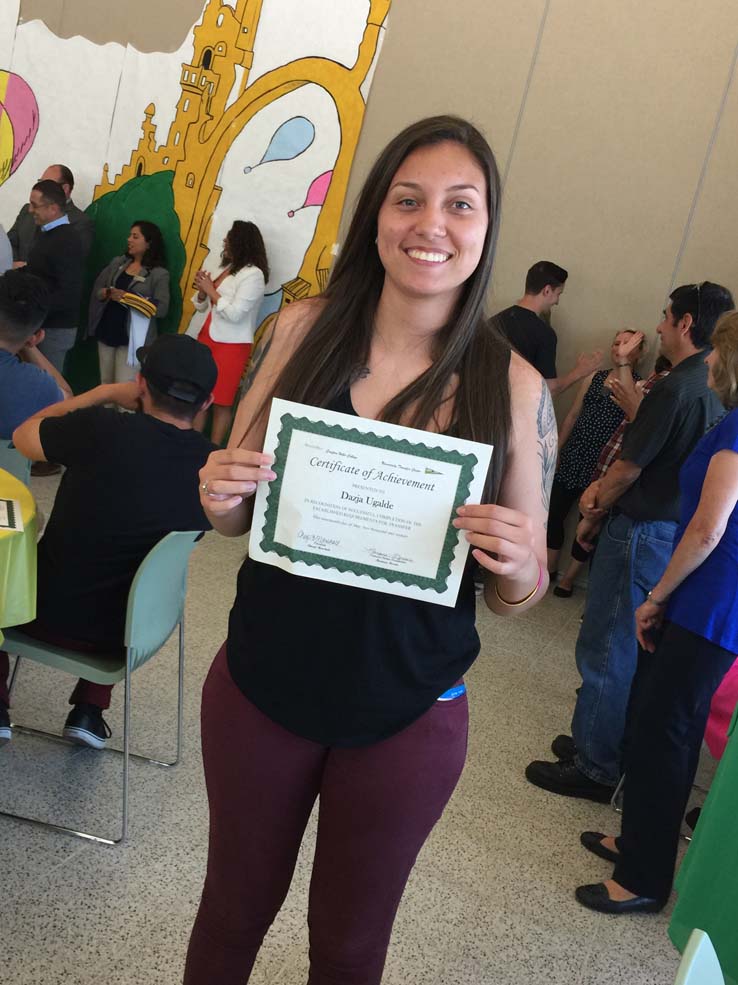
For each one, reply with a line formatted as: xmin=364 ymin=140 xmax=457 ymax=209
xmin=184 ymin=644 xmax=469 ymax=985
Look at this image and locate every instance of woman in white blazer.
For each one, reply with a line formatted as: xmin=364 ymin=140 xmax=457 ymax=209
xmin=191 ymin=221 xmax=268 ymax=444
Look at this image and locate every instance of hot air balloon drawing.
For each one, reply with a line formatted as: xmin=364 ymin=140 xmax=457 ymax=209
xmin=243 ymin=116 xmax=315 ymax=174
xmin=0 ymin=70 xmax=39 ymax=186
xmin=287 ymin=170 xmax=333 ymax=218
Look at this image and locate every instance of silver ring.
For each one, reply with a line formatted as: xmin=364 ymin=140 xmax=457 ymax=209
xmin=201 ymin=480 xmax=210 ymax=494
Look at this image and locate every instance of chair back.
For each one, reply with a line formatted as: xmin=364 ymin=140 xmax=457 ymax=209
xmin=124 ymin=530 xmax=202 ymax=671
xmin=674 ymin=929 xmax=725 ymax=985
xmin=0 ymin=441 xmax=31 ymax=485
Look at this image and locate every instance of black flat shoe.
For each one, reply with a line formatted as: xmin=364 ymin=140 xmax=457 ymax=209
xmin=525 ymin=759 xmax=616 ymax=804
xmin=575 ymin=882 xmax=665 ymax=914
xmin=551 ymin=734 xmax=576 ymax=760
xmin=553 ymin=585 xmax=573 ymax=598
xmin=580 ymin=831 xmax=619 ymax=863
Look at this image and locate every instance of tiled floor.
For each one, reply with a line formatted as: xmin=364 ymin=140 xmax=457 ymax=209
xmin=1 ymin=473 xmax=695 ymax=984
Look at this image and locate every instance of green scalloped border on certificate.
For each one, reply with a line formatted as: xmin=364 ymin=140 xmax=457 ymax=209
xmin=260 ymin=413 xmax=479 ymax=594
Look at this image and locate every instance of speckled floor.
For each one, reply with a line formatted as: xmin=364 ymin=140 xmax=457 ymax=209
xmin=1 ymin=473 xmax=696 ymax=984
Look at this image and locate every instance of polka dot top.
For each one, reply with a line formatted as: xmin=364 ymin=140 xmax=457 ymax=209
xmin=556 ymin=368 xmax=641 ymax=492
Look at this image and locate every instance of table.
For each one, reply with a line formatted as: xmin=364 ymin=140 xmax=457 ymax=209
xmin=0 ymin=468 xmax=37 ymax=643
xmin=669 ymin=703 xmax=738 ymax=985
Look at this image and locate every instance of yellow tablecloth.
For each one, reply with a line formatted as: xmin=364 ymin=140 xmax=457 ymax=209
xmin=0 ymin=468 xmax=37 ymax=641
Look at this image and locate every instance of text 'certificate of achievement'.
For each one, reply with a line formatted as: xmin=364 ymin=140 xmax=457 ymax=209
xmin=249 ymin=399 xmax=493 ymax=607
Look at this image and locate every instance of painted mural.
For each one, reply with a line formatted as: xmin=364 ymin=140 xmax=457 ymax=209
xmin=0 ymin=71 xmax=38 ymax=186
xmin=97 ymin=0 xmax=391 ymax=335
xmin=0 ymin=0 xmax=391 ymax=387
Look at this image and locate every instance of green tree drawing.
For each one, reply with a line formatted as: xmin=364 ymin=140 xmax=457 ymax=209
xmin=66 ymin=171 xmax=185 ymax=392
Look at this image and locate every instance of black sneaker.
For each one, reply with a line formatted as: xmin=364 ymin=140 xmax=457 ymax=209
xmin=551 ymin=734 xmax=577 ymax=760
xmin=0 ymin=702 xmax=11 ymax=746
xmin=525 ymin=758 xmax=616 ymax=804
xmin=63 ymin=703 xmax=112 ymax=750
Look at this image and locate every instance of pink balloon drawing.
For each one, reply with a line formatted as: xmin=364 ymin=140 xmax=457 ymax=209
xmin=288 ymin=170 xmax=333 ymax=218
xmin=0 ymin=70 xmax=39 ymax=186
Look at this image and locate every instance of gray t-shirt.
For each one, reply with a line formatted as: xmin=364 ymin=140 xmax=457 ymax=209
xmin=617 ymin=350 xmax=724 ymax=522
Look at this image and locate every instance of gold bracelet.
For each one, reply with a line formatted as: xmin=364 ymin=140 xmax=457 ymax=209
xmin=494 ymin=562 xmax=543 ymax=607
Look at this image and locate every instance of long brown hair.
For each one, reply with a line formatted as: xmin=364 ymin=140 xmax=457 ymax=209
xmin=224 ymin=220 xmax=269 ymax=281
xmin=267 ymin=115 xmax=511 ymax=500
xmin=711 ymin=311 xmax=738 ymax=409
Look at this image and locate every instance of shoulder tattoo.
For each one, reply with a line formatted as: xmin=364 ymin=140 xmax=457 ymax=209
xmin=537 ymin=380 xmax=557 ymax=517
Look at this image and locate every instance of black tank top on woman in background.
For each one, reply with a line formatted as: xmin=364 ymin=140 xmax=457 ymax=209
xmin=226 ymin=379 xmax=504 ymax=747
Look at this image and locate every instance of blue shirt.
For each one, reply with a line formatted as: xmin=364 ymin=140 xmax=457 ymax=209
xmin=41 ymin=215 xmax=70 ymax=233
xmin=668 ymin=407 xmax=738 ymax=652
xmin=0 ymin=349 xmax=64 ymax=439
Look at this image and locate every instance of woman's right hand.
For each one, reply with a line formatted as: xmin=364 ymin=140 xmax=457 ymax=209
xmin=609 ymin=377 xmax=643 ymax=422
xmin=198 ymin=449 xmax=276 ymax=515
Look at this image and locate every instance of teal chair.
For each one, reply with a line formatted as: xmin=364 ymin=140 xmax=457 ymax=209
xmin=674 ymin=929 xmax=725 ymax=985
xmin=0 ymin=441 xmax=31 ymax=485
xmin=1 ymin=530 xmax=203 ymax=845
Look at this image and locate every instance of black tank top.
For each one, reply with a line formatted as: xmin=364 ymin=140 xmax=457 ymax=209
xmin=226 ymin=389 xmax=482 ymax=746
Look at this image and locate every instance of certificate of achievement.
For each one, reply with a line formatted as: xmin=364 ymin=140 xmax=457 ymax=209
xmin=249 ymin=399 xmax=493 ymax=607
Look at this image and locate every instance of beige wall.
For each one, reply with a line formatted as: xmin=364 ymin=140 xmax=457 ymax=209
xmin=17 ymin=0 xmax=738 ymax=416
xmin=20 ymin=0 xmax=203 ymax=52
xmin=346 ymin=0 xmax=738 ymax=414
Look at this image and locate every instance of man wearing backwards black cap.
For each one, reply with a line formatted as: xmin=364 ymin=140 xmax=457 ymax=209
xmin=0 ymin=335 xmax=217 ymax=750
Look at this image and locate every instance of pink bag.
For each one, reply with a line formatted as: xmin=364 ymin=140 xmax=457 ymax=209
xmin=705 ymin=655 xmax=738 ymax=759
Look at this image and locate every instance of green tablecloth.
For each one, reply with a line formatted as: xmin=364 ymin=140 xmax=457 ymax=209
xmin=0 ymin=468 xmax=37 ymax=642
xmin=669 ymin=703 xmax=738 ymax=985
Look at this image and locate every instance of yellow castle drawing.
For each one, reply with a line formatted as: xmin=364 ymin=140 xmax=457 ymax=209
xmin=95 ymin=0 xmax=390 ymax=330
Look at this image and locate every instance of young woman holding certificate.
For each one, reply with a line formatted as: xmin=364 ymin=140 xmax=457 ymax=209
xmin=185 ymin=116 xmax=554 ymax=984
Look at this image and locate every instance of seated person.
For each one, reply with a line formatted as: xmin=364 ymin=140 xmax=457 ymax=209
xmin=0 ymin=269 xmax=71 ymax=440
xmin=0 ymin=334 xmax=217 ymax=749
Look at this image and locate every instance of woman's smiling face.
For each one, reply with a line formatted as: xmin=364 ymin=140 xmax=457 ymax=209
xmin=376 ymin=140 xmax=489 ymax=308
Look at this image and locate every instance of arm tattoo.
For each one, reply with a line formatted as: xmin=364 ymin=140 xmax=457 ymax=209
xmin=537 ymin=380 xmax=557 ymax=518
xmin=241 ymin=326 xmax=274 ymax=398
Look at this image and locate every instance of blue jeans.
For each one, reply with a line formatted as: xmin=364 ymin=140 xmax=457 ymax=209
xmin=571 ymin=512 xmax=676 ymax=786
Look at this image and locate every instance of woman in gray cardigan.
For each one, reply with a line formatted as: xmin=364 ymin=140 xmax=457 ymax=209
xmin=88 ymin=220 xmax=170 ymax=383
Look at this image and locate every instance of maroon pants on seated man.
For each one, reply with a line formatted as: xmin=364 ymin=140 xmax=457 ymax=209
xmin=0 ymin=619 xmax=119 ymax=711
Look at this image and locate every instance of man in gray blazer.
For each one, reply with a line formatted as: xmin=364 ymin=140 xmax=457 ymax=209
xmin=8 ymin=164 xmax=95 ymax=264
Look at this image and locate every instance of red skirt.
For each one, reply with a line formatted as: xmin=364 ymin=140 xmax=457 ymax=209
xmin=198 ymin=312 xmax=252 ymax=406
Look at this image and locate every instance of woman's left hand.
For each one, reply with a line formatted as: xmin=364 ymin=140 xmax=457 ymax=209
xmin=612 ymin=330 xmax=645 ymax=363
xmin=453 ymin=503 xmax=537 ymax=580
xmin=635 ymin=599 xmax=666 ymax=652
